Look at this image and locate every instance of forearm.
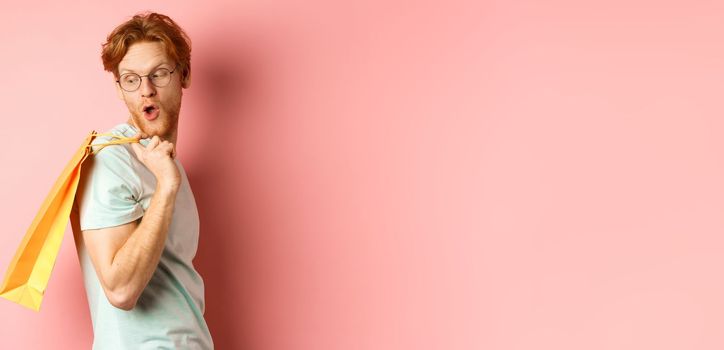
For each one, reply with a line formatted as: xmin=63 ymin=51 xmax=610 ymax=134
xmin=107 ymin=184 xmax=178 ymax=305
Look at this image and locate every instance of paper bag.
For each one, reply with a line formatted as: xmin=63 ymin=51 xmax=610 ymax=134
xmin=0 ymin=131 xmax=138 ymax=311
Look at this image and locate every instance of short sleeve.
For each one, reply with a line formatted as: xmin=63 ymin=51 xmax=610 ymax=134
xmin=76 ymin=141 xmax=144 ymax=230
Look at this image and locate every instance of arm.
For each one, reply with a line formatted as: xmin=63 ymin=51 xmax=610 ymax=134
xmin=82 ymin=183 xmax=178 ymax=310
xmin=81 ymin=134 xmax=180 ymax=311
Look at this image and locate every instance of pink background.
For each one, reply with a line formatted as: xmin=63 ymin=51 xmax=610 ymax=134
xmin=1 ymin=0 xmax=723 ymax=349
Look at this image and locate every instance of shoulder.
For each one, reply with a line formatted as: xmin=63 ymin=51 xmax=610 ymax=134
xmin=81 ymin=128 xmax=141 ymax=187
xmin=88 ymin=123 xmax=137 ymax=164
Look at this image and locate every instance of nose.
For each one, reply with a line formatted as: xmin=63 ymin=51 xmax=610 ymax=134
xmin=139 ymin=76 xmax=157 ymax=97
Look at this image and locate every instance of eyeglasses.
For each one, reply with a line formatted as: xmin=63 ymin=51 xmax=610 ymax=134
xmin=116 ymin=66 xmax=177 ymax=92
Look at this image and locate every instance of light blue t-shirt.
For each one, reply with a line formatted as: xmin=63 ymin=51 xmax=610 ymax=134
xmin=73 ymin=122 xmax=214 ymax=350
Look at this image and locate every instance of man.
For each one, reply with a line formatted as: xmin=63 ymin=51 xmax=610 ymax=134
xmin=72 ymin=12 xmax=214 ymax=349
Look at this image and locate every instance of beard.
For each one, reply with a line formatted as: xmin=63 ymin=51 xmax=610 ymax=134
xmin=126 ymin=96 xmax=182 ymax=140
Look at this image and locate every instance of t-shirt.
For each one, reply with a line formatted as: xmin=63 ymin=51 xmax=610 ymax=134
xmin=73 ymin=122 xmax=214 ymax=350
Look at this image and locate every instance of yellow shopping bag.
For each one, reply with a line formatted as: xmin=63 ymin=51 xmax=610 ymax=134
xmin=0 ymin=131 xmax=139 ymax=311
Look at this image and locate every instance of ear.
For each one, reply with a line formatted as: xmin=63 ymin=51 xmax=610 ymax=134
xmin=181 ymin=68 xmax=191 ymax=89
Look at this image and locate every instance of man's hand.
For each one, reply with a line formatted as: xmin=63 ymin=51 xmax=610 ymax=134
xmin=130 ymin=135 xmax=181 ymax=191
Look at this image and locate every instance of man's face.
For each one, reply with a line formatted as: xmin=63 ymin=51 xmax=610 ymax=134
xmin=116 ymin=41 xmax=185 ymax=139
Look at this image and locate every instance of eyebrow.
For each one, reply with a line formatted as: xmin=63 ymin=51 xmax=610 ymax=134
xmin=119 ymin=62 xmax=172 ymax=75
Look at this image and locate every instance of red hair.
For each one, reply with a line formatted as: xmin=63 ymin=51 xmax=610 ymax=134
xmin=101 ymin=12 xmax=191 ymax=86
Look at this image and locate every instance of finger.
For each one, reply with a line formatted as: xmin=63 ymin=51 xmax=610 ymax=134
xmin=130 ymin=142 xmax=144 ymax=160
xmin=148 ymin=136 xmax=161 ymax=150
xmin=160 ymin=142 xmax=174 ymax=156
xmin=159 ymin=141 xmax=175 ymax=158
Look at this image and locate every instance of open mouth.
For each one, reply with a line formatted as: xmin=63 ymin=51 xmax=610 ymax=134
xmin=142 ymin=104 xmax=160 ymax=120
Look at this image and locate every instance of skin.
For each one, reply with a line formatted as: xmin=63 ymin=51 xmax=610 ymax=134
xmin=81 ymin=40 xmax=191 ymax=310
xmin=117 ymin=40 xmax=190 ymax=145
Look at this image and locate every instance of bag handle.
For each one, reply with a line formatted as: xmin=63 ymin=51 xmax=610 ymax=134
xmin=86 ymin=132 xmax=141 ymax=155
